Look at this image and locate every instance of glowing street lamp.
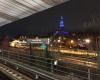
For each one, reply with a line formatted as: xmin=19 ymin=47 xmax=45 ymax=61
xmin=70 ymin=40 xmax=74 ymax=44
xmin=50 ymin=44 xmax=53 ymax=47
xmin=58 ymin=40 xmax=61 ymax=43
xmin=85 ymin=39 xmax=91 ymax=44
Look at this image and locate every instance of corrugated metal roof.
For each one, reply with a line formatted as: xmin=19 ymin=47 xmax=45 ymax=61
xmin=0 ymin=0 xmax=69 ymax=26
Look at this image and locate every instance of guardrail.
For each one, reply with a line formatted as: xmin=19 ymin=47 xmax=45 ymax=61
xmin=0 ymin=50 xmax=100 ymax=80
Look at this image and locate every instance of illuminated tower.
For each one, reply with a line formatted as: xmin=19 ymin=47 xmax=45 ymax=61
xmin=59 ymin=16 xmax=68 ymax=35
xmin=59 ymin=16 xmax=64 ymax=31
xmin=50 ymin=16 xmax=69 ymax=43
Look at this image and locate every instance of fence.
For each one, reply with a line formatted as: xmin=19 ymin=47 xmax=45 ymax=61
xmin=0 ymin=50 xmax=100 ymax=80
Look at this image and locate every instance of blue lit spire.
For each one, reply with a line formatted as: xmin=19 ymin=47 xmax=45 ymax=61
xmin=60 ymin=16 xmax=64 ymax=29
xmin=59 ymin=16 xmax=69 ymax=35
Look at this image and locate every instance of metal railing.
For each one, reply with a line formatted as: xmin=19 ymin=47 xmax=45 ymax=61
xmin=0 ymin=50 xmax=100 ymax=80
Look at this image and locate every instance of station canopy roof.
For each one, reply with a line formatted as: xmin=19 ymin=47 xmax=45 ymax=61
xmin=0 ymin=0 xmax=69 ymax=26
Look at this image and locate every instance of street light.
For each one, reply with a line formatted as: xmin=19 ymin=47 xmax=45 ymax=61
xmin=50 ymin=44 xmax=53 ymax=47
xmin=57 ymin=39 xmax=61 ymax=43
xmin=84 ymin=38 xmax=91 ymax=80
xmin=70 ymin=40 xmax=74 ymax=44
xmin=85 ymin=39 xmax=91 ymax=44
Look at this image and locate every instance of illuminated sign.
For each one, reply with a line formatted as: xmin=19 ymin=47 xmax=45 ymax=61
xmin=27 ymin=38 xmax=50 ymax=44
xmin=40 ymin=43 xmax=47 ymax=49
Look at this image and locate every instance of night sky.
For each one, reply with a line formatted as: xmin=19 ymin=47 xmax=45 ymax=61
xmin=0 ymin=0 xmax=100 ymax=37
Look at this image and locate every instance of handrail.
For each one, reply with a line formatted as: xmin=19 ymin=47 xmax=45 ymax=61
xmin=0 ymin=50 xmax=100 ymax=80
xmin=0 ymin=57 xmax=68 ymax=80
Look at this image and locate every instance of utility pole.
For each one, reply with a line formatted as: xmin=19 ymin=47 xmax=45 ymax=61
xmin=88 ymin=68 xmax=91 ymax=80
xmin=29 ymin=43 xmax=32 ymax=55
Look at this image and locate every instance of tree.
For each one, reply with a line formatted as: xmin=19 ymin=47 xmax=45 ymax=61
xmin=1 ymin=34 xmax=10 ymax=49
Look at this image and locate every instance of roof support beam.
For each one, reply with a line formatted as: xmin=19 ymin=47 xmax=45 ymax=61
xmin=12 ymin=0 xmax=38 ymax=12
xmin=42 ymin=0 xmax=70 ymax=6
xmin=41 ymin=0 xmax=56 ymax=6
xmin=0 ymin=12 xmax=19 ymax=21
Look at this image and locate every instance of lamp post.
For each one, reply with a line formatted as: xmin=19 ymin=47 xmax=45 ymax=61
xmin=84 ymin=38 xmax=91 ymax=80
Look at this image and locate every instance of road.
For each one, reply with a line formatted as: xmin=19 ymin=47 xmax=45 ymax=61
xmin=59 ymin=56 xmax=97 ymax=68
xmin=8 ymin=46 xmax=97 ymax=56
